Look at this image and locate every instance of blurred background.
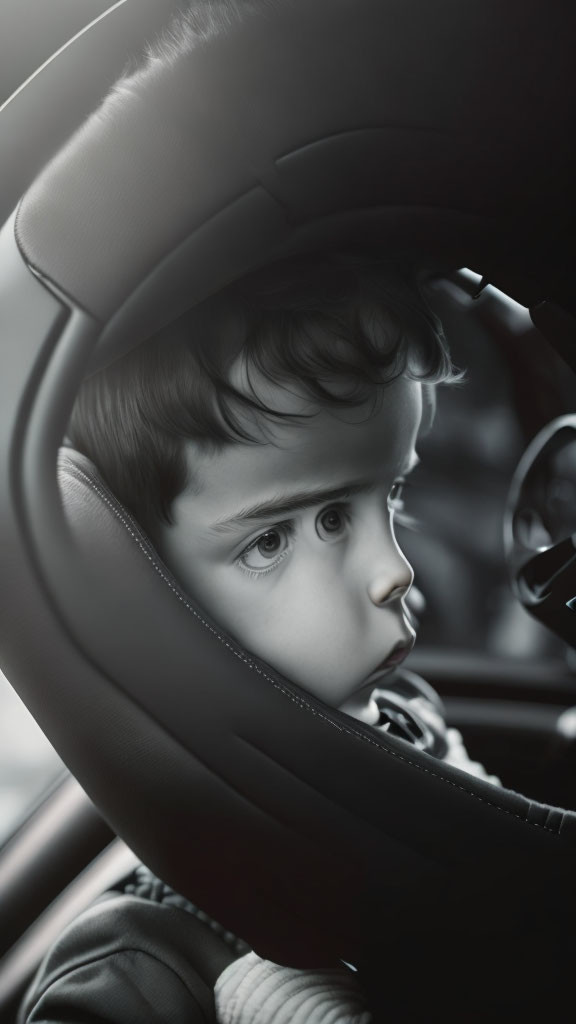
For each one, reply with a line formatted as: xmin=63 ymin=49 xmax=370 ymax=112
xmin=0 ymin=0 xmax=111 ymax=107
xmin=1 ymin=0 xmax=121 ymax=848
xmin=401 ymin=270 xmax=575 ymax=659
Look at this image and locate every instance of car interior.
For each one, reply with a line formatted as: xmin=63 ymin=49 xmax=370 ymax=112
xmin=1 ymin=1 xmax=575 ymax=1021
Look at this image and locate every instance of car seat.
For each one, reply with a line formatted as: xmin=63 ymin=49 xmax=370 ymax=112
xmin=1 ymin=1 xmax=575 ymax=1017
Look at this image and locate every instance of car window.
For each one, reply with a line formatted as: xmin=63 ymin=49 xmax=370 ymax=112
xmin=0 ymin=669 xmax=65 ymax=847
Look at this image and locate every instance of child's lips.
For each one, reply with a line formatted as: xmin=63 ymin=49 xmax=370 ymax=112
xmin=384 ymin=642 xmax=413 ymax=666
xmin=375 ymin=639 xmax=414 ymax=674
xmin=360 ymin=639 xmax=414 ymax=688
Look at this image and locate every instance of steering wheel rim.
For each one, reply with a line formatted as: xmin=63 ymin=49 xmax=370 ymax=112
xmin=504 ymin=415 xmax=576 ymax=649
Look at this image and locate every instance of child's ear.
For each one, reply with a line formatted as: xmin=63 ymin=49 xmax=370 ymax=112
xmin=419 ymin=382 xmax=437 ymax=437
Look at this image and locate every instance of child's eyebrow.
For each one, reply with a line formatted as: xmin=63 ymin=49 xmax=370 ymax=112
xmin=210 ymin=480 xmax=376 ymax=533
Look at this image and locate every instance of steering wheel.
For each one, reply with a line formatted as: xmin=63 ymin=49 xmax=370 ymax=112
xmin=505 ymin=415 xmax=576 ymax=649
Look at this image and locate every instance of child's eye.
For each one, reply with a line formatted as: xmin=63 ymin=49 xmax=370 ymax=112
xmin=315 ymin=505 xmax=349 ymax=541
xmin=388 ymin=479 xmax=405 ymax=511
xmin=237 ymin=523 xmax=293 ymax=575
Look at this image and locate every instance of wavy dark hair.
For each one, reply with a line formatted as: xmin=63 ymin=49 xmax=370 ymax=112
xmin=68 ymin=252 xmax=458 ymax=533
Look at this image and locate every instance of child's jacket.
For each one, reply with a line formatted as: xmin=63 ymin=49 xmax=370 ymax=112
xmin=19 ymin=673 xmax=496 ymax=1024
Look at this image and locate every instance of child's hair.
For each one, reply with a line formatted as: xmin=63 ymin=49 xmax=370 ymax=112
xmin=68 ymin=251 xmax=457 ymax=533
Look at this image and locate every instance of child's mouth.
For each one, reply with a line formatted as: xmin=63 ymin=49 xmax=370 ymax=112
xmin=361 ymin=639 xmax=415 ymax=687
xmin=378 ymin=640 xmax=414 ymax=672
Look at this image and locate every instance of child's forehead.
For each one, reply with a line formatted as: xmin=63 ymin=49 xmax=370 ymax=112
xmin=226 ymin=337 xmax=417 ymax=426
xmin=187 ymin=376 xmax=422 ymax=506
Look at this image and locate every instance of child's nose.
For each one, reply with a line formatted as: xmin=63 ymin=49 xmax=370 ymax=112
xmin=367 ymin=548 xmax=414 ymax=607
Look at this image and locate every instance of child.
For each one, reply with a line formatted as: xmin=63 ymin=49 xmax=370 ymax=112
xmin=70 ymin=252 xmax=443 ymax=729
xmin=24 ymin=252 xmax=497 ymax=1024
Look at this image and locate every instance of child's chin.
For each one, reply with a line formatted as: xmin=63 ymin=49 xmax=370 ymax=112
xmin=339 ymin=695 xmax=380 ymax=726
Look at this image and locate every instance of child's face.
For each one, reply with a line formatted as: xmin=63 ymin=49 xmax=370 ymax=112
xmin=157 ymin=374 xmax=421 ymax=725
